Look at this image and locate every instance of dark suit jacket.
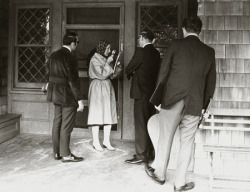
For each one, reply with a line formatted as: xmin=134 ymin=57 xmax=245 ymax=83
xmin=46 ymin=47 xmax=83 ymax=106
xmin=150 ymin=35 xmax=216 ymax=116
xmin=126 ymin=44 xmax=160 ymax=99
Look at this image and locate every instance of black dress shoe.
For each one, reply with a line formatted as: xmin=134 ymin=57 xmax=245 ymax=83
xmin=54 ymin=153 xmax=62 ymax=160
xmin=145 ymin=164 xmax=165 ymax=185
xmin=174 ymin=182 xmax=195 ymax=191
xmin=62 ymin=153 xmax=84 ymax=163
xmin=145 ymin=163 xmax=155 ymax=175
xmin=125 ymin=157 xmax=146 ymax=164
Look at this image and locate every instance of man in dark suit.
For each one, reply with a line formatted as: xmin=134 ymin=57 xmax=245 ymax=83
xmin=145 ymin=17 xmax=216 ymax=191
xmin=46 ymin=32 xmax=84 ymax=163
xmin=125 ymin=30 xmax=160 ymax=164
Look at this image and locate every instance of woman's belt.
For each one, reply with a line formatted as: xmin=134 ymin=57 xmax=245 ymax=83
xmin=91 ymin=78 xmax=108 ymax=81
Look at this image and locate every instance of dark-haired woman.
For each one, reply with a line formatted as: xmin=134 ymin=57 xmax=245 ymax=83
xmin=87 ymin=40 xmax=117 ymax=151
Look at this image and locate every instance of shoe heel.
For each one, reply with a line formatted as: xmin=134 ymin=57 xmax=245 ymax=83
xmin=92 ymin=145 xmax=103 ymax=152
xmin=103 ymin=144 xmax=115 ymax=151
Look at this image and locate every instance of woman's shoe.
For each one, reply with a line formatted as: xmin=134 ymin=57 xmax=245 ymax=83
xmin=93 ymin=143 xmax=104 ymax=152
xmin=103 ymin=142 xmax=116 ymax=151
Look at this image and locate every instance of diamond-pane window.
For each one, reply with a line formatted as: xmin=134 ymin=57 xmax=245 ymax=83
xmin=139 ymin=5 xmax=178 ymax=57
xmin=18 ymin=47 xmax=50 ymax=82
xmin=18 ymin=8 xmax=50 ymax=44
xmin=16 ymin=7 xmax=50 ymax=84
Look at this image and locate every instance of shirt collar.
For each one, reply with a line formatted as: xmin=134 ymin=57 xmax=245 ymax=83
xmin=186 ymin=33 xmax=199 ymax=38
xmin=63 ymin=45 xmax=71 ymax=52
xmin=143 ymin=43 xmax=152 ymax=48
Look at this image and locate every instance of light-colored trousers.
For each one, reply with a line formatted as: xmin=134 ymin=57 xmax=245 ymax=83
xmin=147 ymin=113 xmax=160 ymax=169
xmin=152 ymin=99 xmax=200 ymax=187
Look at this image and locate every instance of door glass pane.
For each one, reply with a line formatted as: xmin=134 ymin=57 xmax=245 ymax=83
xmin=67 ymin=8 xmax=120 ymax=24
xmin=69 ymin=29 xmax=120 ymax=69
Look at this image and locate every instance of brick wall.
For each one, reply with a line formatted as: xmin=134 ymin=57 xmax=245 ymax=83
xmin=194 ymin=0 xmax=250 ymax=178
xmin=0 ymin=0 xmax=8 ymax=115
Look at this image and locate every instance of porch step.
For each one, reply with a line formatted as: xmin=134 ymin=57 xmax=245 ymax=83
xmin=0 ymin=113 xmax=21 ymax=143
xmin=212 ymin=178 xmax=250 ymax=191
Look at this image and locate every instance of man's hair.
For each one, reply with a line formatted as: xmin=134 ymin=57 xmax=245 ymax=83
xmin=140 ymin=30 xmax=155 ymax=41
xmin=182 ymin=16 xmax=202 ymax=34
xmin=63 ymin=32 xmax=78 ymax=45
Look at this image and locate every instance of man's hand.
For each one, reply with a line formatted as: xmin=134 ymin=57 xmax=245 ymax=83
xmin=41 ymin=83 xmax=48 ymax=94
xmin=201 ymin=109 xmax=210 ymax=119
xmin=77 ymin=100 xmax=84 ymax=112
xmin=198 ymin=109 xmax=210 ymax=129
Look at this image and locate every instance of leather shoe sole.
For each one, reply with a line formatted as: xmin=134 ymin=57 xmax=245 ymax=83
xmin=125 ymin=157 xmax=146 ymax=165
xmin=62 ymin=154 xmax=84 ymax=163
xmin=174 ymin=182 xmax=195 ymax=191
xmin=145 ymin=164 xmax=165 ymax=185
xmin=62 ymin=158 xmax=84 ymax=163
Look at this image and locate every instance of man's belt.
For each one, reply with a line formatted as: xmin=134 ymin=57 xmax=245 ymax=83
xmin=49 ymin=76 xmax=67 ymax=84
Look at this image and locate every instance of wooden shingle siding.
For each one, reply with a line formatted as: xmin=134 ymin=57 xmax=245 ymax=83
xmin=218 ymin=30 xmax=229 ymax=44
xmin=225 ymin=16 xmax=238 ymax=30
xmin=195 ymin=0 xmax=250 ymax=178
xmin=238 ymin=16 xmax=250 ymax=30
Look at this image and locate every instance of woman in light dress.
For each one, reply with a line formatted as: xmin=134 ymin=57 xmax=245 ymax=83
xmin=87 ymin=40 xmax=117 ymax=151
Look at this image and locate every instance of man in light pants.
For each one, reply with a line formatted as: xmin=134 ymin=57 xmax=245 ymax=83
xmin=145 ymin=16 xmax=216 ymax=191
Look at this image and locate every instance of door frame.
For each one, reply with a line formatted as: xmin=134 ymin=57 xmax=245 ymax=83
xmin=62 ymin=2 xmax=124 ymax=139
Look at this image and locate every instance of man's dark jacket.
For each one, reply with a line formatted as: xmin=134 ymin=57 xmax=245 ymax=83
xmin=150 ymin=35 xmax=216 ymax=116
xmin=126 ymin=44 xmax=160 ymax=99
xmin=46 ymin=47 xmax=83 ymax=106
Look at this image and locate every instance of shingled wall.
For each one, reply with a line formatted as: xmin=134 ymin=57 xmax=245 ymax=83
xmin=194 ymin=0 xmax=250 ymax=178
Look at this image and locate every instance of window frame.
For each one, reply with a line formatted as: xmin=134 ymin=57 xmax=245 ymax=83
xmin=13 ymin=4 xmax=52 ymax=89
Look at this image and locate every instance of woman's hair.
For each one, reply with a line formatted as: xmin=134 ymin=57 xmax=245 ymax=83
xmin=96 ymin=40 xmax=110 ymax=57
xmin=63 ymin=32 xmax=78 ymax=45
xmin=182 ymin=16 xmax=202 ymax=34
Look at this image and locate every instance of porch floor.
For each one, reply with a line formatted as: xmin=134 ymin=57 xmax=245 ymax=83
xmin=0 ymin=134 xmax=215 ymax=192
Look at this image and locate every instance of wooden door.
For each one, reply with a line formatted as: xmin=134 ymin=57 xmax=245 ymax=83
xmin=63 ymin=2 xmax=124 ymax=139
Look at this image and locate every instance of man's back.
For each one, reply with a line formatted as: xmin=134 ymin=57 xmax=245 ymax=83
xmin=49 ymin=48 xmax=75 ymax=78
xmin=126 ymin=44 xmax=160 ymax=99
xmin=154 ymin=35 xmax=216 ymax=115
xmin=46 ymin=47 xmax=81 ymax=106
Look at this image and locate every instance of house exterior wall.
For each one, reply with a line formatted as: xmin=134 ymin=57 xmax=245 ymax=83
xmin=7 ymin=0 xmax=186 ymax=140
xmin=6 ymin=0 xmax=250 ymax=177
xmin=0 ymin=0 xmax=8 ymax=115
xmin=194 ymin=0 xmax=250 ymax=178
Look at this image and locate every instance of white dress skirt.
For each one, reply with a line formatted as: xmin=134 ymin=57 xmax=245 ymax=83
xmin=87 ymin=53 xmax=117 ymax=125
